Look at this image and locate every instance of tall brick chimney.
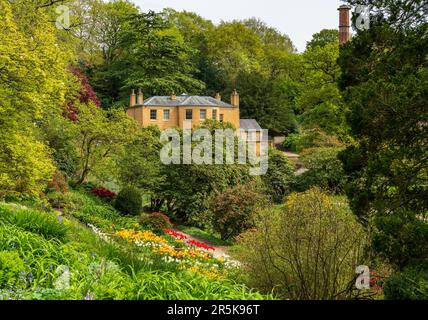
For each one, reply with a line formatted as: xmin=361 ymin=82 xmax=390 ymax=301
xmin=338 ymin=4 xmax=351 ymax=44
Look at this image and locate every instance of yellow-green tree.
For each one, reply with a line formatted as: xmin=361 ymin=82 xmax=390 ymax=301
xmin=0 ymin=0 xmax=70 ymax=195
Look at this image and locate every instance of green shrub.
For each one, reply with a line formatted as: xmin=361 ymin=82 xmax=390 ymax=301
xmin=294 ymin=147 xmax=346 ymax=193
xmin=371 ymin=211 xmax=428 ymax=270
xmin=0 ymin=204 xmax=68 ymax=241
xmin=208 ymin=182 xmax=268 ymax=241
xmin=262 ymin=149 xmax=295 ymax=203
xmin=283 ymin=128 xmax=343 ymax=153
xmin=46 ymin=191 xmax=69 ymax=209
xmin=0 ymin=250 xmax=26 ymax=287
xmin=114 ymin=187 xmax=142 ymax=216
xmin=234 ymin=188 xmax=367 ymax=300
xmin=139 ymin=212 xmax=172 ymax=234
xmin=384 ymin=269 xmax=428 ymax=300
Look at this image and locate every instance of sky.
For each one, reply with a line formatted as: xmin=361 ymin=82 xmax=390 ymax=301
xmin=133 ymin=0 xmax=347 ymax=52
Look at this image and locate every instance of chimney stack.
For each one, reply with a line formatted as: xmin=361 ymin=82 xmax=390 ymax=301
xmin=137 ymin=88 xmax=144 ymax=105
xmin=171 ymin=91 xmax=176 ymax=101
xmin=215 ymin=92 xmax=221 ymax=101
xmin=130 ymin=89 xmax=136 ymax=107
xmin=231 ymin=89 xmax=239 ymax=108
xmin=338 ymin=4 xmax=351 ymax=44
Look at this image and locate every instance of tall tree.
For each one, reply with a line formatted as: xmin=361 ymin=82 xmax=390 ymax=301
xmin=338 ymin=0 xmax=428 ymax=270
xmin=0 ymin=0 xmax=70 ymax=195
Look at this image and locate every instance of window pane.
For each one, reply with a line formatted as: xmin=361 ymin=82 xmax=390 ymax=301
xmin=186 ymin=109 xmax=193 ymax=120
xmin=200 ymin=109 xmax=206 ymax=120
xmin=212 ymin=110 xmax=217 ymax=120
xmin=150 ymin=110 xmax=157 ymax=120
xmin=163 ymin=110 xmax=170 ymax=120
xmin=220 ymin=114 xmax=224 ymax=122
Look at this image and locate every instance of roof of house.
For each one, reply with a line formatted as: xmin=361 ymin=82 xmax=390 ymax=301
xmin=141 ymin=95 xmax=233 ymax=107
xmin=240 ymin=119 xmax=262 ymax=130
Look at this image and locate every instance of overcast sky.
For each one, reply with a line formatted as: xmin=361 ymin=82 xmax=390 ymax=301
xmin=133 ymin=0 xmax=347 ymax=52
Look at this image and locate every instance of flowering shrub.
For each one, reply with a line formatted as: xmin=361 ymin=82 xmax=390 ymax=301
xmin=165 ymin=229 xmax=188 ymax=240
xmin=91 ymin=187 xmax=116 ymax=199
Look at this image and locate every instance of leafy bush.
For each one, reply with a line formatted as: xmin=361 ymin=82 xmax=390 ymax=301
xmin=294 ymin=147 xmax=346 ymax=193
xmin=234 ymin=188 xmax=367 ymax=300
xmin=0 ymin=250 xmax=26 ymax=287
xmin=0 ymin=204 xmax=67 ymax=241
xmin=139 ymin=212 xmax=172 ymax=234
xmin=283 ymin=128 xmax=343 ymax=153
xmin=46 ymin=171 xmax=68 ymax=193
xmin=46 ymin=191 xmax=70 ymax=209
xmin=114 ymin=187 xmax=142 ymax=216
xmin=91 ymin=187 xmax=116 ymax=200
xmin=208 ymin=182 xmax=268 ymax=241
xmin=371 ymin=211 xmax=428 ymax=270
xmin=384 ymin=269 xmax=428 ymax=300
xmin=262 ymin=148 xmax=295 ymax=202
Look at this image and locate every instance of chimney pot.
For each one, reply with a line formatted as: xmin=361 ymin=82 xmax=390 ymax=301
xmin=231 ymin=89 xmax=239 ymax=108
xmin=171 ymin=91 xmax=176 ymax=101
xmin=137 ymin=88 xmax=144 ymax=105
xmin=130 ymin=89 xmax=136 ymax=107
xmin=215 ymin=93 xmax=221 ymax=101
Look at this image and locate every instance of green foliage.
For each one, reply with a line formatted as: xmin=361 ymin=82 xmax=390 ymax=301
xmin=371 ymin=211 xmax=428 ymax=270
xmin=283 ymin=128 xmax=343 ymax=153
xmin=234 ymin=189 xmax=367 ymax=300
xmin=384 ymin=269 xmax=428 ymax=300
xmin=139 ymin=212 xmax=173 ymax=234
xmin=116 ymin=126 xmax=163 ymax=196
xmin=131 ymin=270 xmax=271 ymax=300
xmin=0 ymin=203 xmax=67 ymax=241
xmin=0 ymin=250 xmax=26 ymax=287
xmin=295 ymin=147 xmax=346 ymax=193
xmin=306 ymin=29 xmax=339 ymax=50
xmin=262 ymin=148 xmax=295 ymax=202
xmin=74 ymin=103 xmax=137 ymax=185
xmin=115 ymin=187 xmax=143 ymax=216
xmin=0 ymin=0 xmax=70 ymax=196
xmin=67 ymin=190 xmax=139 ymax=232
xmin=208 ymin=182 xmax=268 ymax=241
xmin=339 ymin=0 xmax=428 ymax=272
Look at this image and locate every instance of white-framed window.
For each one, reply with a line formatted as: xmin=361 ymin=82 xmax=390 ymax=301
xmin=163 ymin=109 xmax=170 ymax=121
xmin=220 ymin=114 xmax=224 ymax=122
xmin=200 ymin=109 xmax=206 ymax=120
xmin=212 ymin=110 xmax=217 ymax=121
xmin=186 ymin=109 xmax=193 ymax=120
xmin=150 ymin=110 xmax=157 ymax=120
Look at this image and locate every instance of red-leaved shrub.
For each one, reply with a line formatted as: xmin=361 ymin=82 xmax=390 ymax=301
xmin=91 ymin=187 xmax=116 ymax=199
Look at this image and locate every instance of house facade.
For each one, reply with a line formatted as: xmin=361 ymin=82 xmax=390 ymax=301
xmin=127 ymin=90 xmax=242 ymax=130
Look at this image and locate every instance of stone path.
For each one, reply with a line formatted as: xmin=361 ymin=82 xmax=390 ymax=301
xmin=280 ymin=149 xmax=308 ymax=176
